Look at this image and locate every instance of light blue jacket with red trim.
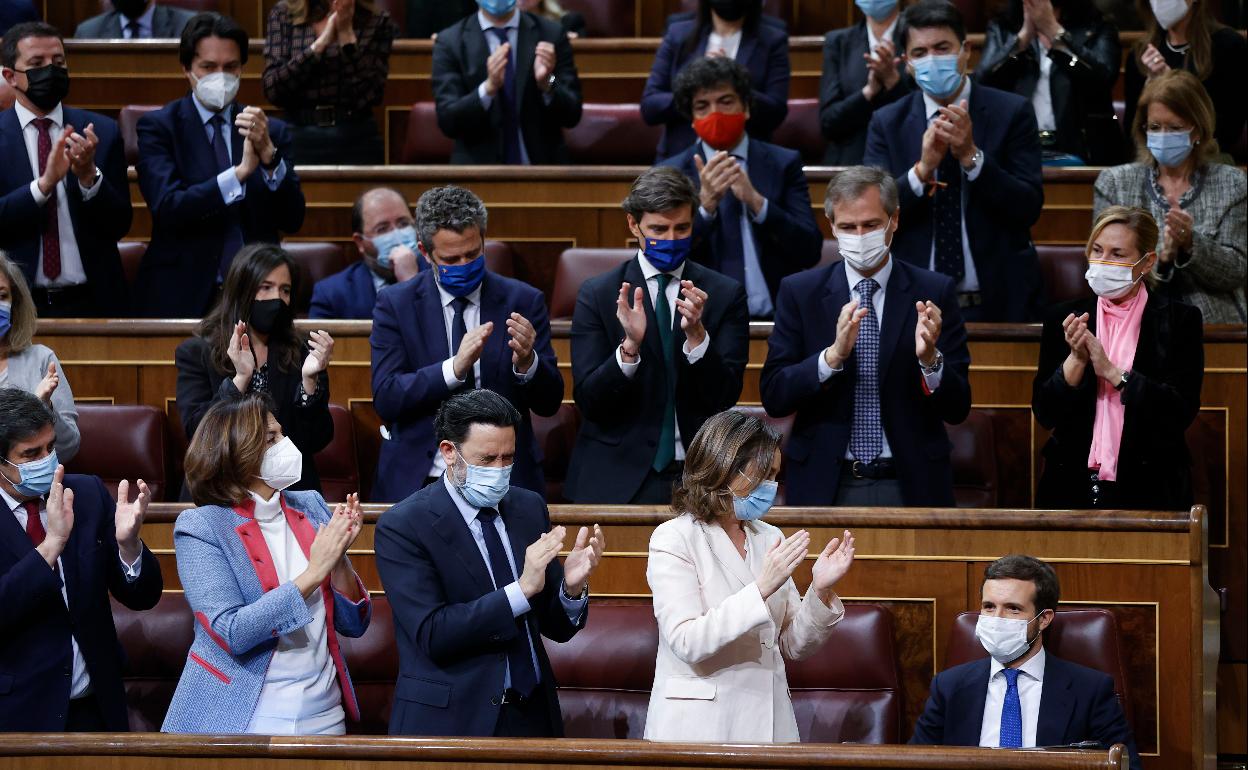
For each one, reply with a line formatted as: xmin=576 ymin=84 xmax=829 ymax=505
xmin=161 ymin=490 xmax=371 ymax=733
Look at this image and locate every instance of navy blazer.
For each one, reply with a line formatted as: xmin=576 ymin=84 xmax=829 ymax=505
xmin=641 ymin=17 xmax=790 ymax=161
xmin=369 ymin=270 xmax=563 ymax=503
xmin=0 ymin=106 xmax=133 ymax=315
xmin=863 ymin=82 xmax=1043 ymax=322
xmin=0 ymin=474 xmax=163 ymax=731
xmin=759 ymin=259 xmax=971 ymax=506
xmin=134 ymin=95 xmax=306 ymax=317
xmin=819 ymin=20 xmax=913 ymax=165
xmin=910 ymin=653 xmax=1141 ymax=770
xmin=659 ymin=138 xmax=821 ymax=306
xmin=564 ymin=258 xmax=749 ymax=503
xmin=310 ymin=261 xmax=385 ymax=320
xmin=374 ymin=479 xmax=584 ymax=736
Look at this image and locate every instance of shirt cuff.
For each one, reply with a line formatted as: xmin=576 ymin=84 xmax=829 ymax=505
xmin=698 ymin=205 xmax=716 ymax=221
xmin=512 ymin=359 xmax=538 ymax=382
xmin=443 ymin=357 xmax=466 ymax=389
xmin=29 ymin=179 xmax=49 ymax=206
xmin=921 ymin=365 xmax=943 ymax=393
xmin=78 ymin=171 xmax=102 ymax=200
xmin=964 ymin=152 xmax=985 ymax=181
xmin=262 ymin=159 xmax=288 ymax=189
xmin=118 ymin=545 xmax=144 ymax=582
xmin=217 ymin=167 xmax=245 ymax=204
xmin=817 ymin=350 xmax=843 ymax=383
xmin=907 ymin=166 xmax=925 ymax=197
xmin=750 ymin=197 xmax=769 ymax=224
xmin=559 ymin=582 xmax=588 ymax=623
xmin=478 ymin=81 xmax=494 ymax=110
xmin=684 ymin=331 xmax=710 ymax=362
xmin=503 ymin=580 xmax=531 ymax=618
xmin=616 ymin=344 xmax=640 ymax=378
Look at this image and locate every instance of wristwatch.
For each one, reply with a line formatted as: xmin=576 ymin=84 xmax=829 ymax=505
xmin=920 ymin=349 xmax=944 ymax=376
xmin=1114 ymin=370 xmax=1131 ymax=391
xmin=262 ymin=147 xmax=283 ymax=171
xmin=563 ymin=581 xmax=588 ymax=601
xmin=963 ymin=149 xmax=983 ymax=172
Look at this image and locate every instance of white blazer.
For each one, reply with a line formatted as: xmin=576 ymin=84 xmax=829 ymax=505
xmin=643 ymin=513 xmax=844 ymax=743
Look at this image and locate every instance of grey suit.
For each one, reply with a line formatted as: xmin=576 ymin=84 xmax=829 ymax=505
xmin=818 ymin=20 xmax=911 ymax=166
xmin=74 ymin=5 xmax=195 ymax=38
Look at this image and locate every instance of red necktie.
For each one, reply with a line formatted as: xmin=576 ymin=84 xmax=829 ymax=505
xmin=23 ymin=500 xmax=46 ymax=546
xmin=33 ymin=117 xmax=63 ymax=281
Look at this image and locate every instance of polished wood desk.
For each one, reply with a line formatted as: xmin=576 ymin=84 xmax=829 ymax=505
xmin=0 ymin=734 xmax=1132 ymax=770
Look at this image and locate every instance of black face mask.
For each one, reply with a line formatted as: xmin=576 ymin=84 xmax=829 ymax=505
xmin=249 ymin=298 xmax=292 ymax=335
xmin=17 ymin=65 xmax=70 ymax=112
xmin=709 ymin=0 xmax=751 ymax=22
xmin=113 ymin=0 xmax=150 ymax=20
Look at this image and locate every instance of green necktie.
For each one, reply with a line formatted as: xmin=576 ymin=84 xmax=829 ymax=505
xmin=653 ymin=274 xmax=676 ymax=472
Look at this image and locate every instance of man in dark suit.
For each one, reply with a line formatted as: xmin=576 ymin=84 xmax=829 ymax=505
xmin=310 ymin=187 xmax=421 ymax=319
xmin=0 ymin=22 xmax=132 ymax=317
xmin=431 ymin=3 xmax=582 ymax=164
xmin=565 ymin=166 xmax=749 ymax=504
xmin=0 ymin=389 xmax=163 ymax=731
xmin=74 ymin=1 xmax=196 ymax=39
xmin=819 ymin=2 xmax=913 ymax=165
xmin=911 ymin=555 xmax=1141 ymax=770
xmin=864 ymin=0 xmax=1043 ymax=322
xmin=760 ymin=166 xmax=970 ymax=507
xmin=659 ymin=56 xmax=820 ymax=320
xmin=370 ymin=186 xmax=563 ymax=503
xmin=374 ymin=389 xmax=604 ymax=737
xmin=135 ymin=12 xmax=305 ymax=318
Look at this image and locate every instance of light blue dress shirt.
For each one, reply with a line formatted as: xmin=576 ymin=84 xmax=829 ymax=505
xmin=119 ymin=3 xmax=155 ymax=38
xmin=698 ymin=134 xmax=774 ymax=317
xmin=190 ymin=93 xmax=288 ymax=206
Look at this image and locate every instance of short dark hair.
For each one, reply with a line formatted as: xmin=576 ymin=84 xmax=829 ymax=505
xmin=0 ymin=389 xmax=55 ymax=460
xmin=621 ymin=166 xmax=699 ymax=221
xmin=983 ymin=555 xmax=1061 ymax=614
xmin=899 ymin=0 xmax=966 ymax=50
xmin=352 ymin=186 xmax=408 ymax=235
xmin=672 ymin=55 xmax=753 ymax=121
xmin=434 ymin=390 xmax=522 ymax=446
xmin=179 ymin=12 xmax=249 ymax=70
xmin=2 ymin=22 xmax=63 ymax=69
xmin=414 ymin=186 xmax=488 ymax=254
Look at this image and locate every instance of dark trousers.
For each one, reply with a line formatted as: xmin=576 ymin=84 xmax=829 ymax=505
xmin=629 ymin=461 xmax=683 ymax=505
xmin=290 ymin=117 xmax=384 ymax=165
xmin=66 ymin=695 xmax=107 ymax=731
xmin=492 ymin=692 xmax=555 ymax=737
xmin=32 ymin=285 xmax=99 ymax=318
xmin=832 ymin=467 xmax=905 ymax=507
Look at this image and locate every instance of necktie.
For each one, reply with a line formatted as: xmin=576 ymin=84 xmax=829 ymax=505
xmin=486 ymin=27 xmax=522 ymax=164
xmin=849 ymin=278 xmax=882 ymax=464
xmin=125 ymin=20 xmax=141 ymax=39
xmin=999 ymin=668 xmax=1023 ymax=748
xmin=209 ymin=114 xmax=244 ymax=278
xmin=33 ymin=118 xmax=62 ymax=281
xmin=450 ymin=296 xmax=475 ymax=390
xmin=716 ymin=160 xmax=746 ymax=288
xmin=932 ymin=144 xmax=965 ymax=281
xmin=23 ymin=501 xmax=46 ymax=546
xmin=475 ymin=507 xmax=538 ymax=697
xmin=209 ymin=114 xmax=232 ymax=172
xmin=652 ymin=274 xmax=677 ymax=472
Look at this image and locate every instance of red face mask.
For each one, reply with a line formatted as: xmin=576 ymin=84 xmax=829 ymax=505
xmin=692 ymin=110 xmax=747 ymax=151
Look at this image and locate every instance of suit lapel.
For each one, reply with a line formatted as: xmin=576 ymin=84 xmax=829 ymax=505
xmin=1037 ymin=656 xmax=1075 ymax=745
xmin=428 ymin=480 xmax=497 ymax=595
xmin=878 ymin=260 xmax=912 ymax=383
xmin=823 ymin=263 xmax=852 ymax=350
xmin=902 ymin=92 xmax=928 ymax=169
xmin=845 ymin=24 xmax=869 ymax=100
xmin=968 ymin=82 xmax=989 ymax=162
xmin=626 ymin=258 xmax=664 ymax=365
xmin=1130 ymin=293 xmax=1164 ymax=373
xmin=514 ymin=14 xmax=538 ymax=113
xmin=477 ymin=273 xmax=509 ymax=386
xmin=734 ymin=29 xmax=758 ymax=69
xmin=949 ymin=659 xmax=992 ymax=745
xmin=0 ymin=500 xmax=34 ymax=561
xmin=499 ymin=495 xmax=531 ymax=585
xmin=0 ymin=109 xmax=34 ymax=187
xmin=229 ymin=103 xmax=245 ymax=173
xmin=697 ymin=520 xmax=754 ymax=590
xmin=58 ymin=511 xmax=84 ymax=617
xmin=464 ymin=20 xmax=490 ymax=96
xmin=177 ymin=95 xmax=220 ymax=182
xmin=413 ymin=274 xmax=451 ymax=360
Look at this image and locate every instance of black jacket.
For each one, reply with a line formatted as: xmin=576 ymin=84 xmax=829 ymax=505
xmin=819 ymin=20 xmax=912 ymax=166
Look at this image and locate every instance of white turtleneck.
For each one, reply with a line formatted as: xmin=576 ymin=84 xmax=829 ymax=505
xmin=245 ymin=490 xmax=345 ymax=735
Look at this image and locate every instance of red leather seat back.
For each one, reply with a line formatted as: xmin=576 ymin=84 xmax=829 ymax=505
xmin=531 ymin=403 xmax=581 ymax=502
xmin=946 ymin=410 xmax=999 ymax=508
xmin=314 ymin=404 xmax=360 ymax=504
xmin=112 ymin=592 xmax=194 ymax=731
xmin=282 ymin=241 xmax=346 ymax=316
xmin=952 ymin=0 xmax=987 ymax=30
xmin=401 ymin=102 xmax=453 ymax=164
xmin=564 ymin=103 xmax=663 ymax=165
xmin=551 ymin=248 xmax=634 ymax=320
xmin=819 ymin=239 xmax=842 ymax=268
xmin=66 ymin=404 xmax=168 ymax=502
xmin=338 ymin=595 xmax=400 ymax=734
xmin=946 ymin=609 xmax=1134 ymax=727
xmin=1037 ymin=244 xmax=1094 ymax=307
xmin=484 ymin=239 xmax=516 ymax=278
xmin=118 ymin=105 xmax=161 ymax=166
xmin=155 ymin=0 xmax=221 ymax=10
xmin=118 ymin=241 xmax=147 ymax=287
xmin=677 ymin=0 xmax=790 ymax=24
xmin=785 ymin=603 xmax=903 ymax=743
xmin=558 ymin=0 xmax=636 ymax=36
xmin=772 ymin=98 xmax=824 ymax=164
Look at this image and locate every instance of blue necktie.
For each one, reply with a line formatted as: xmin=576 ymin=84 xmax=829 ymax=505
xmin=849 ymin=278 xmax=882 ymax=463
xmin=450 ymin=296 xmax=475 ymax=390
xmin=475 ymin=507 xmax=538 ymax=697
xmin=209 ymin=114 xmax=244 ymax=278
xmin=487 ymin=27 xmax=522 ymax=165
xmin=652 ymin=274 xmax=677 ymax=472
xmin=999 ymin=668 xmax=1023 ymax=748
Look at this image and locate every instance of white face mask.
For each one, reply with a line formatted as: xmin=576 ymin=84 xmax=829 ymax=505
xmin=193 ymin=71 xmax=240 ymax=112
xmin=837 ymin=218 xmax=893 ymax=273
xmin=1085 ymin=255 xmax=1146 ymax=300
xmin=258 ymin=436 xmax=302 ymax=492
xmin=1150 ymin=0 xmax=1189 ymax=29
xmin=974 ymin=613 xmax=1040 ymax=665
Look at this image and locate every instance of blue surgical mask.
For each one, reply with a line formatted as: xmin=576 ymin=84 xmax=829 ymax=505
xmin=1147 ymin=129 xmax=1194 ymax=168
xmin=732 ymin=474 xmax=778 ymax=521
xmin=855 ymin=0 xmax=898 ymax=21
xmin=370 ymin=226 xmax=418 ymax=270
xmin=478 ymin=0 xmax=517 ymax=16
xmin=912 ymin=52 xmax=964 ymax=100
xmin=5 ymin=450 xmax=59 ymax=498
xmin=0 ymin=300 xmax=11 ymax=339
xmin=454 ymin=452 xmax=512 ymax=509
xmin=642 ymin=237 xmax=692 ymax=273
xmin=435 ymin=255 xmax=486 ymax=297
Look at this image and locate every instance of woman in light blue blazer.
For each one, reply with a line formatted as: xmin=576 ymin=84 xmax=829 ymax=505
xmin=163 ymin=395 xmax=370 ymax=735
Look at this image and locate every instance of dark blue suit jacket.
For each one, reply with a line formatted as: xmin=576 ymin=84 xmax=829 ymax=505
xmin=369 ymin=270 xmax=563 ymax=502
xmin=658 ymin=137 xmax=821 ymax=306
xmin=373 ymin=479 xmax=584 ymax=736
xmin=863 ymin=81 xmax=1043 ymax=322
xmin=910 ymin=653 xmax=1141 ymax=770
xmin=0 ymin=106 xmax=133 ymax=315
xmin=310 ymin=261 xmax=386 ymax=320
xmin=641 ymin=17 xmax=790 ymax=161
xmin=134 ymin=95 xmax=306 ymax=317
xmin=0 ymin=475 xmax=163 ymax=731
xmin=759 ymin=259 xmax=971 ymax=505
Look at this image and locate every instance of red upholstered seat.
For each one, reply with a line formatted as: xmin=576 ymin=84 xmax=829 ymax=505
xmin=564 ymin=103 xmax=663 ymax=165
xmin=118 ymin=105 xmax=160 ymax=166
xmin=550 ymin=248 xmax=634 ymax=320
xmin=112 ymin=593 xmax=195 ymax=732
xmin=315 ymin=404 xmax=360 ymax=505
xmin=484 ymin=239 xmax=516 ymax=278
xmin=1038 ymin=244 xmax=1094 ymax=306
xmin=338 ymin=594 xmax=400 ymax=734
xmin=401 ymin=102 xmax=453 ymax=165
xmin=118 ymin=241 xmax=147 ymax=288
xmin=532 ymin=403 xmax=581 ymax=502
xmin=819 ymin=239 xmax=842 ymax=268
xmin=66 ymin=404 xmax=169 ymax=502
xmin=772 ymin=98 xmax=824 ymax=165
xmin=282 ymin=241 xmax=346 ymax=315
xmin=558 ymin=0 xmax=638 ymax=37
xmin=947 ymin=410 xmax=999 ymax=508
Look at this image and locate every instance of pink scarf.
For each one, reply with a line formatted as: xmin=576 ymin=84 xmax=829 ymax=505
xmin=1087 ymin=285 xmax=1149 ymax=481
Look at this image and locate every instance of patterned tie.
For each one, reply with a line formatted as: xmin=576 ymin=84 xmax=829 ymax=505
xmin=932 ymin=146 xmax=965 ymax=281
xmin=652 ymin=274 xmax=677 ymax=472
xmin=33 ymin=118 xmax=62 ymax=281
xmin=23 ymin=500 xmax=45 ymax=546
xmin=486 ymin=27 xmax=522 ymax=164
xmin=209 ymin=114 xmax=244 ymax=277
xmin=999 ymin=668 xmax=1023 ymax=748
xmin=450 ymin=296 xmax=475 ymax=390
xmin=475 ymin=507 xmax=538 ymax=697
xmin=849 ymin=278 xmax=882 ymax=463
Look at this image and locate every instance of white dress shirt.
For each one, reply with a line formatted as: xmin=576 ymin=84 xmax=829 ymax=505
xmin=865 ymin=17 xmax=899 ymax=57
xmin=707 ymin=28 xmax=742 ymax=60
xmin=475 ymin=10 xmax=554 ymax=165
xmin=615 ymin=253 xmax=711 ymax=462
xmin=1031 ymin=46 xmax=1056 ymax=132
xmin=979 ymin=647 xmax=1046 ymax=748
xmin=1 ymin=484 xmax=143 ymax=700
xmin=189 ymin=93 xmax=287 ymax=207
xmin=697 ymin=134 xmax=773 ymax=318
xmin=14 ymin=101 xmax=97 ymax=288
xmin=906 ymin=78 xmax=984 ymax=293
xmin=245 ymin=490 xmax=345 ymax=735
xmin=118 ymin=4 xmax=156 ymax=38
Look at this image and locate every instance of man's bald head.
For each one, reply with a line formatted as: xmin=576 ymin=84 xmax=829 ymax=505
xmin=351 ymin=187 xmax=411 ymax=237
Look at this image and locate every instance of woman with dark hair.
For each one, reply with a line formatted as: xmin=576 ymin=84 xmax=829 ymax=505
xmin=163 ymin=395 xmax=369 ymax=734
xmin=644 ymin=409 xmax=855 ymax=742
xmin=641 ymin=0 xmax=790 ymax=160
xmin=976 ymin=0 xmax=1123 ymax=165
xmin=175 ymin=243 xmax=335 ymax=495
xmin=1124 ymin=0 xmax=1246 ymax=156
